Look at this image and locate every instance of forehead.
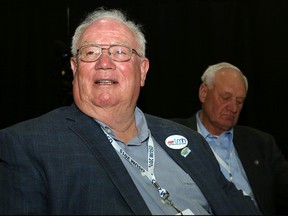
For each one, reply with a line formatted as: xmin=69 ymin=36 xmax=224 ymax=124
xmin=214 ymin=68 xmax=247 ymax=95
xmin=79 ymin=18 xmax=137 ymax=47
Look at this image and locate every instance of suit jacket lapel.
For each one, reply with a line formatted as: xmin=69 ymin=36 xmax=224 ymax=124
xmin=64 ymin=105 xmax=151 ymax=214
xmin=146 ymin=116 xmax=235 ymax=213
xmin=232 ymin=128 xmax=264 ymax=204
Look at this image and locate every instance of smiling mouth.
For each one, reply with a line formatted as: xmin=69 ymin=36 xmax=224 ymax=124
xmin=95 ymin=80 xmax=118 ymax=84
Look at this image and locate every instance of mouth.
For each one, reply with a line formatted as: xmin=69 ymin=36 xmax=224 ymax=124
xmin=95 ymin=79 xmax=118 ymax=84
xmin=222 ymin=114 xmax=236 ymax=121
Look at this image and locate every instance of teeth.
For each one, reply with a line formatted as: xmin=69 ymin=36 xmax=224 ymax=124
xmin=96 ymin=80 xmax=116 ymax=84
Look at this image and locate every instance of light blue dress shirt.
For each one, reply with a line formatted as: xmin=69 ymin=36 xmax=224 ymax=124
xmin=196 ymin=111 xmax=257 ymax=205
xmin=95 ymin=107 xmax=211 ymax=215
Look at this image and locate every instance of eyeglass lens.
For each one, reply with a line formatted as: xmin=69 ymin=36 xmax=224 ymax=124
xmin=78 ymin=45 xmax=134 ymax=62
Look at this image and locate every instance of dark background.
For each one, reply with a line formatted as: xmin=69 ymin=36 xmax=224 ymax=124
xmin=1 ymin=0 xmax=288 ymax=158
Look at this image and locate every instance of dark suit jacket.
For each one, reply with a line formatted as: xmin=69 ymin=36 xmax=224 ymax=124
xmin=172 ymin=114 xmax=288 ymax=215
xmin=0 ymin=104 xmax=261 ymax=215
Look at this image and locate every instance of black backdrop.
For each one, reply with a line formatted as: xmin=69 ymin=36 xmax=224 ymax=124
xmin=1 ymin=0 xmax=288 ymax=158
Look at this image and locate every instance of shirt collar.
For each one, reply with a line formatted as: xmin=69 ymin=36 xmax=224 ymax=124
xmin=94 ymin=107 xmax=149 ymax=144
xmin=196 ymin=110 xmax=234 ymax=140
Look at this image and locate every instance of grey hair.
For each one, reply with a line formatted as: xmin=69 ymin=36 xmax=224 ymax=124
xmin=201 ymin=62 xmax=248 ymax=91
xmin=71 ymin=7 xmax=146 ymax=57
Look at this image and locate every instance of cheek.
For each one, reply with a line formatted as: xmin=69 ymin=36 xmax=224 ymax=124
xmin=121 ymin=64 xmax=141 ymax=82
xmin=73 ymin=68 xmax=95 ymax=92
xmin=207 ymin=95 xmax=220 ymax=107
xmin=237 ymin=105 xmax=244 ymax=113
xmin=76 ymin=64 xmax=94 ymax=79
xmin=214 ymin=101 xmax=228 ymax=113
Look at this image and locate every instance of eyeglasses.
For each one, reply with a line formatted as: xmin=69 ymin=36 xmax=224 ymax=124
xmin=76 ymin=44 xmax=141 ymax=62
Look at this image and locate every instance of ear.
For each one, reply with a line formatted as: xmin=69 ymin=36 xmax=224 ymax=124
xmin=140 ymin=58 xmax=150 ymax=87
xmin=199 ymin=83 xmax=208 ymax=103
xmin=70 ymin=57 xmax=78 ymax=77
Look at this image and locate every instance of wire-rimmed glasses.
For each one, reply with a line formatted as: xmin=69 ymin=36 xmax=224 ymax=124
xmin=76 ymin=44 xmax=141 ymax=62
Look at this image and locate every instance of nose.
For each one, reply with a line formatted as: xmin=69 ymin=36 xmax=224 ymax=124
xmin=227 ymin=100 xmax=238 ymax=113
xmin=95 ymin=49 xmax=115 ymax=69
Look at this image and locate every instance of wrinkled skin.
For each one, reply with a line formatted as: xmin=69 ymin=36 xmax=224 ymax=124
xmin=70 ymin=18 xmax=149 ymax=142
xmin=199 ymin=68 xmax=247 ymax=135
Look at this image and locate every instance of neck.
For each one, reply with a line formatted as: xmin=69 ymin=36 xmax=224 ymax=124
xmin=78 ymin=103 xmax=139 ymax=143
xmin=199 ymin=112 xmax=223 ymax=136
xmin=100 ymin=114 xmax=138 ymax=143
xmin=114 ymin=122 xmax=138 ymax=144
xmin=98 ymin=108 xmax=137 ymax=144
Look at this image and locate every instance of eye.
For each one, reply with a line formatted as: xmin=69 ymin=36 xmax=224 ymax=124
xmin=86 ymin=51 xmax=95 ymax=56
xmin=221 ymin=95 xmax=231 ymax=101
xmin=112 ymin=46 xmax=129 ymax=56
xmin=85 ymin=48 xmax=99 ymax=56
xmin=115 ymin=51 xmax=125 ymax=56
xmin=236 ymin=98 xmax=245 ymax=105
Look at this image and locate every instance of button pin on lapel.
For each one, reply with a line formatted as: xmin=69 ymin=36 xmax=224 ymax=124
xmin=165 ymin=135 xmax=188 ymax=149
xmin=181 ymin=147 xmax=191 ymax=158
xmin=165 ymin=135 xmax=190 ymax=157
xmin=254 ymin=160 xmax=260 ymax=165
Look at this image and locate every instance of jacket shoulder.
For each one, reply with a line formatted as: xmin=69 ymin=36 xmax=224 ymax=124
xmin=1 ymin=105 xmax=78 ymax=133
xmin=235 ymin=125 xmax=275 ymax=139
xmin=144 ymin=113 xmax=200 ymax=137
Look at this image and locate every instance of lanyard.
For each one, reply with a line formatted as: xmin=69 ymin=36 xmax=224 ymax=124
xmin=197 ymin=123 xmax=234 ymax=182
xmin=101 ymin=128 xmax=183 ymax=215
xmin=209 ymin=146 xmax=234 ymax=182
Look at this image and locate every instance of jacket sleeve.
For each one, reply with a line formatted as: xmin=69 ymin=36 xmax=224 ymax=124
xmin=0 ymin=129 xmax=48 ymax=214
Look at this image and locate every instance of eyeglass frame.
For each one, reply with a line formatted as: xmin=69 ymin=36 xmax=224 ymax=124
xmin=76 ymin=44 xmax=142 ymax=62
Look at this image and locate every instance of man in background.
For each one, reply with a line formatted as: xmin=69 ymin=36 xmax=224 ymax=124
xmin=172 ymin=62 xmax=288 ymax=215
